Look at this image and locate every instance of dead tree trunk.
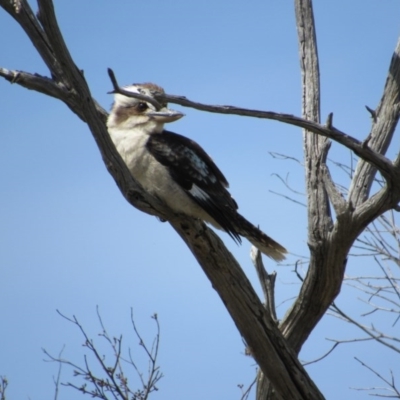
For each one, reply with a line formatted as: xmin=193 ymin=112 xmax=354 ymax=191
xmin=1 ymin=0 xmax=399 ymax=399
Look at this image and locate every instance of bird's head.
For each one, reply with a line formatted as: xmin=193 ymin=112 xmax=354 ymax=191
xmin=107 ymin=83 xmax=184 ymax=133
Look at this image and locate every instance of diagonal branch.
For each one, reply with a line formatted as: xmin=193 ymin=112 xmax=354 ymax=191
xmin=0 ymin=0 xmax=63 ymax=80
xmin=159 ymin=96 xmax=398 ymax=182
xmin=323 ymin=162 xmax=347 ymax=215
xmin=250 ymin=247 xmax=278 ymax=323
xmin=4 ymin=63 xmax=398 ymax=184
xmin=105 ymin=68 xmax=398 ymax=184
xmin=36 ymin=0 xmax=81 ymax=87
xmin=278 ymin=0 xmax=400 ymax=363
xmin=0 ymin=67 xmax=108 ymax=121
xmin=353 ymin=357 xmax=400 ymax=397
xmin=279 ymin=0 xmax=334 ymax=356
xmin=170 ymin=216 xmax=325 ymax=400
xmin=107 ymin=68 xmax=163 ymax=111
xmin=0 ymin=67 xmax=63 ymax=98
xmin=329 ymin=303 xmax=400 ymax=354
xmin=349 ymin=37 xmax=400 ymax=206
xmin=0 ymin=1 xmax=325 ymax=398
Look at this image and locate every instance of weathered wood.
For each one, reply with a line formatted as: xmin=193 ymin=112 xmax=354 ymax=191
xmin=0 ymin=0 xmax=326 ymax=398
xmin=257 ymin=1 xmax=400 ymax=399
xmin=170 ymin=217 xmax=325 ymax=400
xmin=349 ymin=39 xmax=400 ymax=205
xmin=1 ymin=1 xmax=400 ymax=399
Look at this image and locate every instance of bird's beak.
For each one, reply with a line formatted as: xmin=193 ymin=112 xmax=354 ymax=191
xmin=147 ymin=108 xmax=184 ymax=123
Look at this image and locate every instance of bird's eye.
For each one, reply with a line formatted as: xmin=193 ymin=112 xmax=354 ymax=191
xmin=137 ymin=102 xmax=148 ymax=112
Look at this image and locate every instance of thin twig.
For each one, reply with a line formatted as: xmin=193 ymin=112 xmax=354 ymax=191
xmin=268 ymin=190 xmax=306 ymax=207
xmin=107 ymin=68 xmax=163 ymax=111
xmin=250 ymin=246 xmax=278 ymax=322
xmin=270 ymin=173 xmax=305 ymax=196
xmin=302 ymin=342 xmax=340 ymax=366
xmin=238 ymin=376 xmax=257 ymax=400
xmin=328 ymin=303 xmax=400 ymax=353
xmin=105 ymin=67 xmax=397 ymax=182
xmin=353 ymin=357 xmax=400 ymax=397
xmin=42 ymin=309 xmax=163 ymax=400
xmin=53 ymin=345 xmax=65 ymax=400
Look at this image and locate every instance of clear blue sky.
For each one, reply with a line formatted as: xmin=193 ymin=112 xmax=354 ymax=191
xmin=1 ymin=1 xmax=399 ymax=399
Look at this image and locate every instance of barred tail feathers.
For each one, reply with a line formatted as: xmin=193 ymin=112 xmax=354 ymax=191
xmin=234 ymin=213 xmax=287 ymax=262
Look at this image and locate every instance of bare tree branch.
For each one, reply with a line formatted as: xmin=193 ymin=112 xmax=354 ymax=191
xmin=268 ymin=190 xmax=306 ymax=208
xmin=328 ymin=303 xmax=400 ymax=354
xmin=301 ymin=342 xmax=340 ymax=367
xmin=0 ymin=1 xmax=325 ymax=398
xmin=279 ymin=0 xmax=335 ymax=356
xmin=55 ymin=311 xmax=129 ymax=400
xmin=3 ymin=58 xmax=399 ymax=182
xmin=2 ymin=1 xmax=400 ymax=399
xmin=43 ymin=310 xmax=163 ymax=400
xmin=0 ymin=67 xmax=107 ymax=121
xmin=128 ymin=311 xmax=162 ymax=400
xmin=1 ymin=0 xmax=60 ymax=76
xmin=52 ymin=346 xmax=65 ymax=400
xmin=349 ymin=38 xmax=400 ymax=206
xmin=251 ymin=246 xmax=278 ymax=323
xmin=323 ymin=162 xmax=347 ymax=215
xmin=238 ymin=377 xmax=257 ymax=400
xmin=270 ymin=172 xmax=305 ymax=196
xmin=107 ymin=68 xmax=163 ymax=111
xmin=105 ymin=67 xmax=399 ymax=183
xmin=279 ymin=0 xmax=400 ymax=360
xmin=170 ymin=216 xmax=324 ymax=400
xmin=352 ymin=358 xmax=400 ymax=398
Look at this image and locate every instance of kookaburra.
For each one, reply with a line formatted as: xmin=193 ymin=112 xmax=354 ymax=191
xmin=107 ymin=83 xmax=287 ymax=261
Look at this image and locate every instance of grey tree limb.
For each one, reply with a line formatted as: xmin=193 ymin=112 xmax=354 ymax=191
xmin=349 ymin=38 xmax=400 ymax=206
xmin=0 ymin=67 xmax=108 ymax=121
xmin=0 ymin=0 xmax=325 ymax=398
xmin=2 ymin=63 xmax=399 ymax=185
xmin=250 ymin=246 xmax=278 ymax=323
xmin=170 ymin=216 xmax=324 ymax=400
xmin=279 ymin=0 xmax=333 ymax=353
xmin=109 ymin=68 xmax=398 ymax=183
xmin=2 ymin=1 xmax=400 ymax=399
xmin=278 ymin=0 xmax=400 ymax=359
xmin=257 ymin=2 xmax=332 ymax=397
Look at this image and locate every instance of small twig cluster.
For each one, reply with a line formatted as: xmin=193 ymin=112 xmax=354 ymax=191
xmin=237 ymin=377 xmax=257 ymax=400
xmin=1 ymin=1 xmax=400 ymax=398
xmin=352 ymin=358 xmax=400 ymax=398
xmin=43 ymin=308 xmax=163 ymax=400
xmin=266 ymin=148 xmax=400 ymax=388
xmin=327 ymin=303 xmax=400 ymax=354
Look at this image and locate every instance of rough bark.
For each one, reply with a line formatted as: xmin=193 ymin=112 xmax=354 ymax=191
xmin=1 ymin=1 xmax=400 ymax=399
xmin=279 ymin=0 xmax=400 ymax=356
xmin=0 ymin=0 xmax=326 ymax=398
xmin=349 ymin=39 xmax=400 ymax=206
xmin=255 ymin=1 xmax=400 ymax=399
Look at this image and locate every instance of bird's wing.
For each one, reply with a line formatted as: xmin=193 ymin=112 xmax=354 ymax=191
xmin=146 ymin=130 xmax=241 ymax=241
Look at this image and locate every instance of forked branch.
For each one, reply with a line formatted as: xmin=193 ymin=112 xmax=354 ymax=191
xmin=0 ymin=1 xmax=325 ymax=398
xmin=106 ymin=68 xmax=399 ymax=184
xmin=43 ymin=309 xmax=163 ymax=400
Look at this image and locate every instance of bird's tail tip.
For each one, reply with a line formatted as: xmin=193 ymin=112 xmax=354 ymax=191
xmin=234 ymin=214 xmax=287 ymax=262
xmin=250 ymin=238 xmax=287 ymax=262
